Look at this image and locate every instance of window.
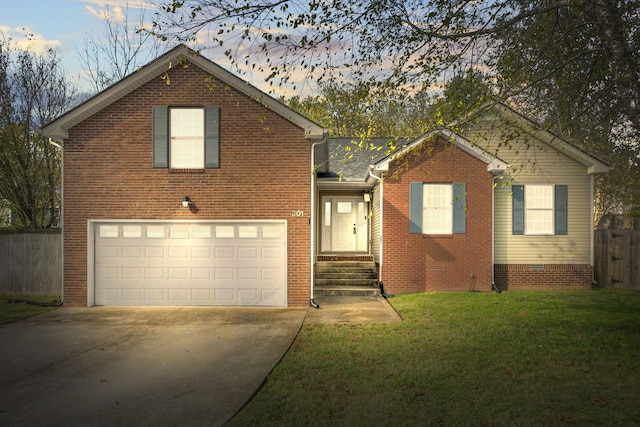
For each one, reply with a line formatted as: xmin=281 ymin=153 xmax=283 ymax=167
xmin=410 ymin=182 xmax=466 ymax=235
xmin=423 ymin=184 xmax=453 ymax=234
xmin=152 ymin=106 xmax=220 ymax=169
xmin=170 ymin=108 xmax=204 ymax=168
xmin=512 ymin=185 xmax=567 ymax=235
xmin=525 ymin=185 xmax=553 ymax=234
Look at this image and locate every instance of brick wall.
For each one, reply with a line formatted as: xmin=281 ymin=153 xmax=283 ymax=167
xmin=382 ymin=138 xmax=494 ymax=293
xmin=62 ymin=63 xmax=311 ymax=306
xmin=494 ymin=264 xmax=593 ymax=290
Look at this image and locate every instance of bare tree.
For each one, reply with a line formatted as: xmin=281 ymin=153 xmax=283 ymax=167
xmin=0 ymin=37 xmax=77 ymax=229
xmin=78 ymin=1 xmax=170 ymax=93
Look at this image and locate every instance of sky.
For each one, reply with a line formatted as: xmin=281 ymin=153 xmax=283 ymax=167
xmin=0 ymin=0 xmax=286 ymax=95
xmin=2 ymin=0 xmax=125 ymax=89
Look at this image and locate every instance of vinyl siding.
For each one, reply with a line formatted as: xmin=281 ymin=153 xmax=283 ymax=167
xmin=371 ymin=182 xmax=382 ymax=264
xmin=467 ymin=114 xmax=592 ymax=265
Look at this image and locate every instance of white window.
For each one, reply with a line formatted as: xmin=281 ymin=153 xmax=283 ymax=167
xmin=170 ymin=108 xmax=204 ymax=169
xmin=525 ymin=185 xmax=554 ymax=235
xmin=423 ymin=184 xmax=453 ymax=234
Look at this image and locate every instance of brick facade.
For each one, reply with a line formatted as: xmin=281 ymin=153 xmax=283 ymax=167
xmin=62 ymin=63 xmax=311 ymax=306
xmin=494 ymin=264 xmax=593 ymax=290
xmin=381 ymin=138 xmax=494 ymax=293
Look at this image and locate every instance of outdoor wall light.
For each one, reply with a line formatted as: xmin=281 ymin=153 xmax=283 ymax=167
xmin=182 ymin=196 xmax=190 ymax=208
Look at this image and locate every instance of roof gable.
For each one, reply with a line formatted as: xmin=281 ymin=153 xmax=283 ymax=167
xmin=467 ymin=103 xmax=611 ymax=174
xmin=40 ymin=45 xmax=326 ymax=143
xmin=373 ymin=129 xmax=510 ymax=175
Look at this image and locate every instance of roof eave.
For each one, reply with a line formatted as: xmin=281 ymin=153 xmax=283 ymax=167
xmin=373 ymin=129 xmax=509 ymax=173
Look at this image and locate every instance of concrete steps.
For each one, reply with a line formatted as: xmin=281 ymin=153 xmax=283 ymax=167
xmin=314 ymin=259 xmax=380 ymax=297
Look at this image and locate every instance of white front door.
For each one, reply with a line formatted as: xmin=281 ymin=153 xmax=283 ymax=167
xmin=321 ymin=197 xmax=368 ymax=252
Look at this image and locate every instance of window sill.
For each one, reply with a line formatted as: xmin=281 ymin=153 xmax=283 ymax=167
xmin=169 ymin=168 xmax=206 ymax=173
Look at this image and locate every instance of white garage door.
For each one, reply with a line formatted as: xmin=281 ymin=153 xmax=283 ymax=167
xmin=93 ymin=221 xmax=287 ymax=306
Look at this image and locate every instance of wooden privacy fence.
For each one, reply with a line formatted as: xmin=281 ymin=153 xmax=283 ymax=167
xmin=594 ymin=229 xmax=640 ymax=290
xmin=0 ymin=231 xmax=62 ymax=296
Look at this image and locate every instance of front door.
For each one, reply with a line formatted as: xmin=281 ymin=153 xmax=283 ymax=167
xmin=321 ymin=196 xmax=368 ymax=252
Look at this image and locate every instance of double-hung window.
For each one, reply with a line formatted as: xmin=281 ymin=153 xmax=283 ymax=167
xmin=410 ymin=182 xmax=466 ymax=235
xmin=152 ymin=106 xmax=220 ymax=169
xmin=512 ymin=184 xmax=567 ymax=235
xmin=170 ymin=108 xmax=204 ymax=169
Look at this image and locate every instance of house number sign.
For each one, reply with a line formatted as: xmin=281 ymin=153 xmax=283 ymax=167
xmin=291 ymin=210 xmax=304 ymax=217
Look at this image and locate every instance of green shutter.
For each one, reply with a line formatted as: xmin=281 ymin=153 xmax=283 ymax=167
xmin=453 ymin=182 xmax=466 ymax=234
xmin=204 ymin=106 xmax=220 ymax=168
xmin=409 ymin=182 xmax=423 ymax=234
xmin=152 ymin=106 xmax=168 ymax=168
xmin=512 ymin=185 xmax=525 ymax=235
xmin=555 ymin=185 xmax=568 ymax=235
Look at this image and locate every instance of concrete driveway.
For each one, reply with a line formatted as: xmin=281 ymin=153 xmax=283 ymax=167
xmin=0 ymin=306 xmax=307 ymax=427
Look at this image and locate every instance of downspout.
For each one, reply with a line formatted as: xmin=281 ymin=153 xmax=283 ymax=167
xmin=368 ymin=168 xmax=390 ymax=297
xmin=492 ymin=173 xmax=502 ymax=293
xmin=49 ymin=138 xmax=64 ymax=303
xmin=310 ymin=135 xmax=327 ymax=309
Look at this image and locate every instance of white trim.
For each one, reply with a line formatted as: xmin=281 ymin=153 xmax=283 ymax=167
xmin=87 ymin=221 xmax=95 ymax=306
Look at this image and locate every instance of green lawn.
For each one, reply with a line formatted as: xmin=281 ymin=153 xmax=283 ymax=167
xmin=228 ymin=290 xmax=640 ymax=426
xmin=0 ymin=295 xmax=61 ymax=325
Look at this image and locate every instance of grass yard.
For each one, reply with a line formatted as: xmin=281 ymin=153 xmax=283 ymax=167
xmin=228 ymin=290 xmax=640 ymax=426
xmin=0 ymin=295 xmax=61 ymax=325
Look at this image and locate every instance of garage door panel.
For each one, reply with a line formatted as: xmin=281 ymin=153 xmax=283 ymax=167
xmin=145 ymin=246 xmax=165 ymax=258
xmin=238 ymin=247 xmax=258 ymax=259
xmin=169 ymin=246 xmax=189 ymax=259
xmin=169 ymin=267 xmax=188 ymax=279
xmin=94 ymin=221 xmax=286 ymax=306
xmin=122 ymin=267 xmax=141 ymax=280
xmin=192 ymin=289 xmax=212 ymax=301
xmin=262 ymin=268 xmax=282 ymax=280
xmin=192 ymin=246 xmax=212 ymax=258
xmin=145 ymin=268 xmax=166 ymax=280
xmin=97 ymin=245 xmax=119 ymax=258
xmin=215 ymin=288 xmax=235 ymax=302
xmin=122 ymin=246 xmax=142 ymax=258
xmin=238 ymin=268 xmax=258 ymax=280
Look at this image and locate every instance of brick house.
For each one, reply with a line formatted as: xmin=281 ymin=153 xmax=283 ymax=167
xmin=319 ymin=105 xmax=610 ymax=295
xmin=41 ymin=46 xmax=609 ymax=307
xmin=41 ymin=45 xmax=327 ymax=307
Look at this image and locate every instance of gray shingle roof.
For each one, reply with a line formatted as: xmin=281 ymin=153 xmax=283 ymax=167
xmin=319 ymin=137 xmax=409 ymax=182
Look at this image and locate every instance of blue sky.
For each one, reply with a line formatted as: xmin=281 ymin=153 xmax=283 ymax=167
xmin=1 ymin=0 xmax=322 ymax=96
xmin=2 ymin=1 xmax=129 ymax=87
xmin=0 ymin=1 xmax=261 ymax=93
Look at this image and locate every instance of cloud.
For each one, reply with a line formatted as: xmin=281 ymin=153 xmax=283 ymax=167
xmin=0 ymin=26 xmax=62 ymax=55
xmin=80 ymin=0 xmax=151 ymax=22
